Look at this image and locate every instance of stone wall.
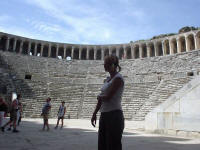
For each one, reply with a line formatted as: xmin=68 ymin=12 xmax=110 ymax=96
xmin=0 ymin=49 xmax=200 ymax=120
xmin=145 ymin=75 xmax=200 ymax=133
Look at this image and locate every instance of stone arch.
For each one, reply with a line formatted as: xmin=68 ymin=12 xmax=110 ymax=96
xmin=58 ymin=47 xmax=64 ymax=59
xmin=66 ymin=47 xmax=72 ymax=58
xmin=30 ymin=43 xmax=35 ymax=56
xmin=119 ymin=47 xmax=124 ymax=60
xmin=81 ymin=48 xmax=87 ymax=60
xmin=141 ymin=44 xmax=147 ymax=58
xmin=134 ymin=45 xmax=139 ymax=59
xmin=22 ymin=41 xmax=29 ymax=55
xmin=179 ymin=36 xmax=186 ymax=52
xmin=126 ymin=46 xmax=132 ymax=59
xmin=104 ymin=48 xmax=109 ymax=57
xmin=15 ymin=40 xmax=22 ymax=53
xmin=96 ymin=48 xmax=101 ymax=60
xmin=73 ymin=47 xmax=79 ymax=59
xmin=43 ymin=45 xmax=49 ymax=57
xmin=8 ymin=38 xmax=15 ymax=52
xmin=51 ymin=45 xmax=57 ymax=58
xmin=164 ymin=40 xmax=170 ymax=55
xmin=171 ymin=38 xmax=177 ymax=54
xmin=0 ymin=36 xmax=7 ymax=51
xmin=149 ymin=43 xmax=155 ymax=57
xmin=36 ymin=43 xmax=42 ymax=56
xmin=156 ymin=41 xmax=163 ymax=56
xmin=196 ymin=31 xmax=200 ymax=49
xmin=187 ymin=34 xmax=195 ymax=51
xmin=111 ymin=47 xmax=116 ymax=56
xmin=89 ymin=48 xmax=94 ymax=60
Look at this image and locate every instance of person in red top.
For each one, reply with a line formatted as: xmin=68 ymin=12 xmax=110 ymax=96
xmin=0 ymin=97 xmax=8 ymax=129
xmin=1 ymin=94 xmax=21 ymax=133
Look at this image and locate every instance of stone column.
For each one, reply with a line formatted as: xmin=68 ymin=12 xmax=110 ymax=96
xmin=28 ymin=42 xmax=31 ymax=55
xmin=101 ymin=47 xmax=105 ymax=60
xmin=131 ymin=45 xmax=135 ymax=59
xmin=79 ymin=47 xmax=82 ymax=60
xmin=56 ymin=45 xmax=59 ymax=58
xmin=139 ymin=44 xmax=142 ymax=58
xmin=5 ymin=37 xmax=10 ymax=51
xmin=162 ymin=41 xmax=166 ymax=56
xmin=86 ymin=47 xmax=89 ymax=60
xmin=185 ymin=36 xmax=190 ymax=51
xmin=147 ymin=44 xmax=151 ymax=57
xmin=194 ymin=35 xmax=198 ymax=50
xmin=132 ymin=45 xmax=136 ymax=59
xmin=71 ymin=46 xmax=74 ymax=59
xmin=40 ymin=44 xmax=44 ymax=56
xmin=48 ymin=43 xmax=51 ymax=57
xmin=13 ymin=39 xmax=17 ymax=52
xmin=177 ymin=38 xmax=181 ymax=53
xmin=94 ymin=46 xmax=97 ymax=60
xmin=19 ymin=41 xmax=23 ymax=54
xmin=123 ymin=46 xmax=127 ymax=59
xmin=34 ymin=44 xmax=37 ymax=56
xmin=63 ymin=46 xmax=66 ymax=59
xmin=109 ymin=46 xmax=112 ymax=56
xmin=154 ymin=42 xmax=158 ymax=56
xmin=169 ymin=40 xmax=174 ymax=55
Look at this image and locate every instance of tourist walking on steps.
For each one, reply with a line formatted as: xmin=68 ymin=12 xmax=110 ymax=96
xmin=0 ymin=97 xmax=8 ymax=129
xmin=55 ymin=101 xmax=66 ymax=129
xmin=91 ymin=55 xmax=125 ymax=150
xmin=41 ymin=97 xmax=51 ymax=131
xmin=1 ymin=94 xmax=21 ymax=133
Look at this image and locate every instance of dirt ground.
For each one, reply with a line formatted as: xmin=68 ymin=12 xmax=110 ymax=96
xmin=1 ymin=118 xmax=200 ymax=150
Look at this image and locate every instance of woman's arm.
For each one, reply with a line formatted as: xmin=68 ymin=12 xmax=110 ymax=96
xmin=91 ymin=99 xmax=102 ymax=127
xmin=64 ymin=107 xmax=66 ymax=116
xmin=98 ymin=77 xmax=124 ymax=102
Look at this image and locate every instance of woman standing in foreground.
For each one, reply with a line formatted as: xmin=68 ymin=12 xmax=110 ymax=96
xmin=91 ymin=55 xmax=124 ymax=150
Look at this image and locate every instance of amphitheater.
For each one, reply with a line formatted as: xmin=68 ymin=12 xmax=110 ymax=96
xmin=1 ymin=27 xmax=200 ymax=137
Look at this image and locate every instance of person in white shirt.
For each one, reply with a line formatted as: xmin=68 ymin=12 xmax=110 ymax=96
xmin=91 ymin=55 xmax=124 ymax=150
xmin=55 ymin=101 xmax=66 ymax=129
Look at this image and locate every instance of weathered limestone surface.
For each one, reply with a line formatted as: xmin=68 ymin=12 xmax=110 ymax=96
xmin=0 ymin=49 xmax=200 ymax=121
xmin=145 ymin=75 xmax=200 ymax=133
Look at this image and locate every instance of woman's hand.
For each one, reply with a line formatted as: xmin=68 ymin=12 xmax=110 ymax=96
xmin=97 ymin=95 xmax=101 ymax=101
xmin=91 ymin=113 xmax=97 ymax=127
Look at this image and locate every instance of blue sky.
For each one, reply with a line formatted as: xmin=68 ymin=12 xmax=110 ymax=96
xmin=0 ymin=0 xmax=199 ymax=44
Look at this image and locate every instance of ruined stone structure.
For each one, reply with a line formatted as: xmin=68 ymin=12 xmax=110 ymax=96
xmin=1 ymin=29 xmax=200 ymax=134
xmin=0 ymin=29 xmax=200 ymax=60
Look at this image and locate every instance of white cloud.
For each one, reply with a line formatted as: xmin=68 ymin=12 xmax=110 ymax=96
xmin=2 ymin=0 xmax=157 ymax=44
xmin=27 ymin=20 xmax=61 ymax=33
xmin=23 ymin=0 xmax=129 ymax=44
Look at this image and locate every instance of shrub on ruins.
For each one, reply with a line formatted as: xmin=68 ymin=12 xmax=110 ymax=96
xmin=178 ymin=26 xmax=198 ymax=34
